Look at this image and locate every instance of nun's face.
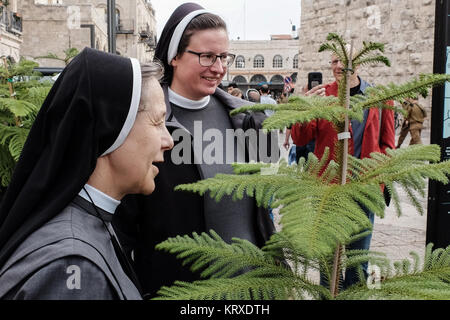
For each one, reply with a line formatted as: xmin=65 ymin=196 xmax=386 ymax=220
xmin=108 ymin=78 xmax=173 ymax=196
xmin=170 ymin=28 xmax=229 ymax=100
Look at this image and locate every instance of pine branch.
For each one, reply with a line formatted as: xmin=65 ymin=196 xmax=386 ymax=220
xmin=352 ymin=74 xmax=450 ymax=111
xmin=231 ymin=96 xmax=362 ymax=130
xmin=154 ymin=274 xmax=326 ymax=300
xmin=155 ymin=231 xmax=283 ymax=278
xmin=337 ymin=244 xmax=450 ymax=300
xmin=318 ymin=43 xmax=341 ymax=59
xmin=319 ymin=33 xmax=349 ymax=64
xmin=34 ymin=53 xmax=61 ymax=61
xmin=176 ymin=145 xmax=450 ymax=261
xmin=344 ymin=145 xmax=450 ymax=217
xmin=176 ymin=152 xmax=380 ymax=259
xmin=354 ymin=55 xmax=391 ymax=68
xmin=231 ymin=96 xmax=339 ymax=115
xmin=154 ymin=230 xmax=329 ymax=300
xmin=352 ymin=41 xmax=386 ymax=65
xmin=230 ymin=75 xmax=449 ymax=133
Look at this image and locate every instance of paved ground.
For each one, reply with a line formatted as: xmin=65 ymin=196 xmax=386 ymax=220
xmin=275 ymin=126 xmax=431 ymax=282
xmin=372 ymin=127 xmax=430 ymax=262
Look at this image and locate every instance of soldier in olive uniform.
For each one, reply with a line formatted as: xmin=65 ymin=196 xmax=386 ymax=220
xmin=397 ymin=97 xmax=427 ymax=147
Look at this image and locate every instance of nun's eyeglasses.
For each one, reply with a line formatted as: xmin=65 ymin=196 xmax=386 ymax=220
xmin=186 ymin=50 xmax=236 ymax=67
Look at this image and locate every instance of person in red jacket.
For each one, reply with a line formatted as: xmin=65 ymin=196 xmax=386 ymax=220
xmin=291 ymin=53 xmax=395 ymax=289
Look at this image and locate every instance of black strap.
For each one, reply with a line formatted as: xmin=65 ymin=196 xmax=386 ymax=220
xmin=82 ymin=187 xmax=146 ymax=299
xmin=109 ymin=231 xmax=146 ymax=298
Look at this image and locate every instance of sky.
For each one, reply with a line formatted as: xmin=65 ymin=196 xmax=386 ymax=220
xmin=150 ymin=0 xmax=302 ymax=41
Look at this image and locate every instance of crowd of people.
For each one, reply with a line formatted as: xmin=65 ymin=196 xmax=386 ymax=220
xmin=0 ymin=2 xmax=427 ymax=300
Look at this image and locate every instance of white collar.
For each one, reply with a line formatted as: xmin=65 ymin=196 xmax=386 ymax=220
xmin=78 ymin=184 xmax=121 ymax=214
xmin=168 ymin=87 xmax=210 ymax=110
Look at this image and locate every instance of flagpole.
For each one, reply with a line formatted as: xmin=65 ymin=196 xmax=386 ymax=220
xmin=244 ymin=0 xmax=246 ymax=40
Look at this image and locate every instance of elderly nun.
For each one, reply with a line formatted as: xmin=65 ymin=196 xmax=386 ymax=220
xmin=0 ymin=48 xmax=173 ymax=300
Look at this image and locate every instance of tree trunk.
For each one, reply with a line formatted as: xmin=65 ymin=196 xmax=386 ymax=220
xmin=330 ymin=41 xmax=353 ymax=298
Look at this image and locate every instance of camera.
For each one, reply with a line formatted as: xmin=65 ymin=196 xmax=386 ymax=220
xmin=308 ymin=72 xmax=323 ymax=90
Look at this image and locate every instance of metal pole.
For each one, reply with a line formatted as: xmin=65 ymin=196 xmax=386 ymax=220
xmin=107 ymin=0 xmax=116 ymax=53
xmin=426 ymin=0 xmax=450 ymax=248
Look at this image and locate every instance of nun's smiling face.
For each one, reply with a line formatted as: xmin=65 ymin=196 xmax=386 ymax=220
xmin=107 ymin=77 xmax=174 ymax=197
xmin=170 ymin=28 xmax=229 ymax=100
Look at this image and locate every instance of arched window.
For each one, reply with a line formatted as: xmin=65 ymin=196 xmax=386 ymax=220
xmin=293 ymin=54 xmax=299 ymax=69
xmin=253 ymin=55 xmax=264 ymax=68
xmin=250 ymin=74 xmax=267 ymax=84
xmin=235 ymin=56 xmax=245 ymax=69
xmin=115 ymin=8 xmax=121 ymax=27
xmin=270 ymin=75 xmax=284 ymax=84
xmin=273 ymin=55 xmax=283 ymax=68
xmin=233 ymin=75 xmax=247 ymax=84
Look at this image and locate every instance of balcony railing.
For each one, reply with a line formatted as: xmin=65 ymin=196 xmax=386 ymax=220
xmin=138 ymin=24 xmax=156 ymax=51
xmin=8 ymin=12 xmax=22 ymax=34
xmin=0 ymin=7 xmax=22 ymax=35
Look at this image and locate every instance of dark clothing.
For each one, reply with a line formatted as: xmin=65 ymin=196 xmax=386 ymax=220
xmin=0 ymin=48 xmax=141 ymax=281
xmin=114 ymin=87 xmax=277 ymax=298
xmin=294 ymin=140 xmax=316 ymax=163
xmin=171 ymin=96 xmax=257 ymax=244
xmin=0 ymin=197 xmax=142 ymax=300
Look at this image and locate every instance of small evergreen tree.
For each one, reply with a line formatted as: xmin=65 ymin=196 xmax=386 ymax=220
xmin=154 ymin=34 xmax=450 ymax=300
xmin=35 ymin=48 xmax=79 ymax=66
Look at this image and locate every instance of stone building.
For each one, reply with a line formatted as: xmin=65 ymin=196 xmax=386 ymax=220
xmin=297 ymin=0 xmax=436 ymax=127
xmin=227 ymin=35 xmax=300 ymax=99
xmin=0 ymin=0 xmax=23 ymax=63
xmin=18 ymin=0 xmax=156 ymax=67
xmin=92 ymin=0 xmax=157 ymax=62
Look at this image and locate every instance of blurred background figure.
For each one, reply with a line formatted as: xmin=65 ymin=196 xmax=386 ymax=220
xmin=396 ymin=97 xmax=427 ymax=148
xmin=230 ymin=87 xmax=243 ymax=99
xmin=246 ymin=88 xmax=261 ymax=102
xmin=259 ymin=84 xmax=277 ymax=116
xmin=227 ymin=82 xmax=238 ymax=94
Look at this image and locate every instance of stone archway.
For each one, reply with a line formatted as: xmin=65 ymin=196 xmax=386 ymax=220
xmin=249 ymin=74 xmax=267 ymax=85
xmin=233 ymin=75 xmax=247 ymax=83
xmin=270 ymin=74 xmax=284 ymax=84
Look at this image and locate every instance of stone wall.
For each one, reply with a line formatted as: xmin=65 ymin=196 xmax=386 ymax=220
xmin=297 ymin=0 xmax=436 ymax=128
xmin=19 ymin=0 xmax=107 ymax=67
xmin=18 ymin=0 xmax=156 ymax=67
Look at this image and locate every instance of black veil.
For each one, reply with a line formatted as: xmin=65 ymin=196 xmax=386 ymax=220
xmin=0 ymin=48 xmax=141 ymax=268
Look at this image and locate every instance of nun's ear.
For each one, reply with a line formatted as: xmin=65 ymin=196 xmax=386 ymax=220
xmin=170 ymin=56 xmax=179 ymax=67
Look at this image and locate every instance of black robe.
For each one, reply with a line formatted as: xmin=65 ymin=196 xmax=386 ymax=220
xmin=0 ymin=196 xmax=141 ymax=300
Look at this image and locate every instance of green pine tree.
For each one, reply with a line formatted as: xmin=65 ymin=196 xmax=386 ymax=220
xmin=154 ymin=33 xmax=450 ymax=300
xmin=34 ymin=48 xmax=79 ymax=66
